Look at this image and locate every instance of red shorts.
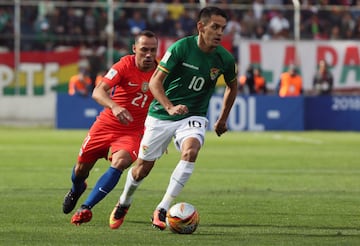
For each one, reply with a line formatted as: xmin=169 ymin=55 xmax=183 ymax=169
xmin=77 ymin=120 xmax=143 ymax=164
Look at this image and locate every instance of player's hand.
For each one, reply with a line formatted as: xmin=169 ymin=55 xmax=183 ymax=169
xmin=167 ymin=105 xmax=189 ymax=116
xmin=111 ymin=105 xmax=133 ymax=125
xmin=214 ymin=120 xmax=228 ymax=137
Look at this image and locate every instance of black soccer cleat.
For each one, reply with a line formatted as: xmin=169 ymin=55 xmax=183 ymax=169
xmin=62 ymin=183 xmax=87 ymax=214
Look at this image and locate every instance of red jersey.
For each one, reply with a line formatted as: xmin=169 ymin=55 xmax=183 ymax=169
xmin=98 ymin=55 xmax=156 ymax=131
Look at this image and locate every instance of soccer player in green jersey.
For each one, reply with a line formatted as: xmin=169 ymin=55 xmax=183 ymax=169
xmin=109 ymin=6 xmax=238 ymax=230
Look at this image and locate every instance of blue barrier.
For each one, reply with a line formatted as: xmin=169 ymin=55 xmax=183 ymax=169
xmin=208 ymin=95 xmax=304 ymax=131
xmin=56 ymin=93 xmax=360 ymax=131
xmin=305 ymin=96 xmax=360 ymax=131
xmin=56 ymin=93 xmax=103 ymax=129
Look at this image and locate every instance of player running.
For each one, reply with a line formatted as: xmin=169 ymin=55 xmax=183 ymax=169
xmin=62 ymin=30 xmax=158 ymax=225
xmin=109 ymin=6 xmax=238 ymax=230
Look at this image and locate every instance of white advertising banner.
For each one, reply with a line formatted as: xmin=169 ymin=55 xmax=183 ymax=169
xmin=238 ymin=40 xmax=360 ymax=91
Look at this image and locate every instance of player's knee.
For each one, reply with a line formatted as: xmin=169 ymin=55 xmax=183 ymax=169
xmin=111 ymin=150 xmax=133 ymax=171
xmin=181 ymin=148 xmax=199 ymax=161
xmin=75 ymin=162 xmax=94 ymax=176
xmin=132 ymin=160 xmax=154 ymax=181
xmin=111 ymin=158 xmax=132 ymax=171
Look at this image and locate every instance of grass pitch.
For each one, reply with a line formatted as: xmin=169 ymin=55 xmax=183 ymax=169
xmin=0 ymin=128 xmax=360 ymax=245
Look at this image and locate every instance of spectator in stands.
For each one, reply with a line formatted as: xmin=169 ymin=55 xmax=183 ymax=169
xmin=268 ymin=9 xmax=290 ymax=39
xmin=329 ymin=25 xmax=342 ymax=39
xmin=276 ymin=64 xmax=303 ymax=97
xmin=4 ymin=1 xmax=360 ymax=52
xmin=0 ymin=7 xmax=11 ymax=35
xmin=147 ymin=0 xmax=168 ymax=33
xmin=241 ymin=9 xmax=258 ymax=37
xmin=65 ymin=7 xmax=84 ymax=47
xmin=114 ymin=9 xmax=130 ymax=37
xmin=239 ymin=64 xmax=256 ymax=94
xmin=48 ymin=7 xmax=66 ymax=40
xmin=239 ymin=64 xmax=267 ymax=95
xmin=253 ymin=0 xmax=264 ymax=21
xmin=313 ymin=59 xmax=333 ymax=96
xmin=253 ymin=66 xmax=267 ymax=94
xmin=340 ymin=10 xmax=356 ymax=39
xmin=37 ymin=0 xmax=55 ymax=19
xmin=127 ymin=10 xmax=147 ymax=36
xmin=302 ymin=12 xmax=328 ymax=40
xmin=83 ymin=8 xmax=98 ymax=39
xmin=167 ymin=0 xmax=185 ymax=21
xmin=352 ymin=16 xmax=360 ymax=39
xmin=252 ymin=11 xmax=271 ymax=40
xmin=68 ymin=67 xmax=92 ymax=97
xmin=34 ymin=20 xmax=55 ymax=51
xmin=224 ymin=11 xmax=242 ymax=37
xmin=178 ymin=10 xmax=197 ymax=36
xmin=173 ymin=20 xmax=186 ymax=38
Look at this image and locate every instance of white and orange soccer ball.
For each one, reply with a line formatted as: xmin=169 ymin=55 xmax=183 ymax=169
xmin=166 ymin=202 xmax=200 ymax=234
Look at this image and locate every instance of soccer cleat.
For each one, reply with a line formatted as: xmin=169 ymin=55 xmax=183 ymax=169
xmin=71 ymin=205 xmax=92 ymax=226
xmin=151 ymin=208 xmax=167 ymax=230
xmin=109 ymin=203 xmax=130 ymax=229
xmin=62 ymin=182 xmax=87 ymax=214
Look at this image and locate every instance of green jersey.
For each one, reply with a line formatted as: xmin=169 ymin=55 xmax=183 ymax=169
xmin=148 ymin=35 xmax=237 ymax=121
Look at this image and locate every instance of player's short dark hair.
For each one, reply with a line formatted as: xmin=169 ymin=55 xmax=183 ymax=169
xmin=198 ymin=6 xmax=228 ymax=23
xmin=135 ymin=30 xmax=157 ymax=43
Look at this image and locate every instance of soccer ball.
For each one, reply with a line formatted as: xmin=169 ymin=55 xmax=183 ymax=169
xmin=166 ymin=202 xmax=200 ymax=234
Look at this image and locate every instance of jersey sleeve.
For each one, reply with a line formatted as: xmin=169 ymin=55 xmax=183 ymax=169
xmin=102 ymin=57 xmax=127 ymax=88
xmin=158 ymin=39 xmax=184 ymax=74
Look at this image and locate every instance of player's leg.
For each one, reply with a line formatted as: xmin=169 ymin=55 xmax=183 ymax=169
xmin=152 ymin=138 xmax=200 ymax=230
xmin=109 ymin=116 xmax=174 ymax=229
xmin=82 ymin=150 xmax=133 ymax=208
xmin=72 ymin=150 xmax=133 ymax=225
xmin=152 ymin=116 xmax=207 ymax=230
xmin=72 ymin=133 xmax=139 ymax=226
xmin=63 ymin=161 xmax=95 ymax=214
xmin=109 ymin=159 xmax=154 ymax=229
xmin=156 ymin=138 xmax=200 ymax=210
xmin=63 ymin=126 xmax=108 ymax=215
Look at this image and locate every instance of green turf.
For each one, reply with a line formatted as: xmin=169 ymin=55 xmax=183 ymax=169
xmin=0 ymin=128 xmax=360 ymax=245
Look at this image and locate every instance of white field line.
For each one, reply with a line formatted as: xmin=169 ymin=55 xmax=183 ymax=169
xmin=272 ymin=134 xmax=323 ymax=145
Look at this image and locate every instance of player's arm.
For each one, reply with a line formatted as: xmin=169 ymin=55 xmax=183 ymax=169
xmin=92 ymin=81 xmax=114 ymax=108
xmin=149 ymin=69 xmax=188 ymax=116
xmin=92 ymin=81 xmax=133 ymax=124
xmin=214 ymin=78 xmax=237 ymax=136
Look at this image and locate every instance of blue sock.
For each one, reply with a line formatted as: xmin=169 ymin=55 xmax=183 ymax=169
xmin=83 ymin=167 xmax=122 ymax=208
xmin=71 ymin=166 xmax=87 ymax=193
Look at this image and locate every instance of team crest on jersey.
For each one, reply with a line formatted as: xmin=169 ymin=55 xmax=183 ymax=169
xmin=210 ymin=68 xmax=220 ymax=80
xmin=141 ymin=82 xmax=149 ymax=92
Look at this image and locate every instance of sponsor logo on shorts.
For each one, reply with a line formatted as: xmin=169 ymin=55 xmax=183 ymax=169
xmin=142 ymin=145 xmax=149 ymax=154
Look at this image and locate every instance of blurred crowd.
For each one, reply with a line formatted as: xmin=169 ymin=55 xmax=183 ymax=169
xmin=1 ymin=0 xmax=360 ymax=53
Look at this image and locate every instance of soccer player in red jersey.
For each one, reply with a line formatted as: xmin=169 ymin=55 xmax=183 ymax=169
xmin=62 ymin=30 xmax=158 ymax=226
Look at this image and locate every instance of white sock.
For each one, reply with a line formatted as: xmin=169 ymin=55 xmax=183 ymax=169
xmin=119 ymin=167 xmax=142 ymax=206
xmin=157 ymin=160 xmax=194 ymax=210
